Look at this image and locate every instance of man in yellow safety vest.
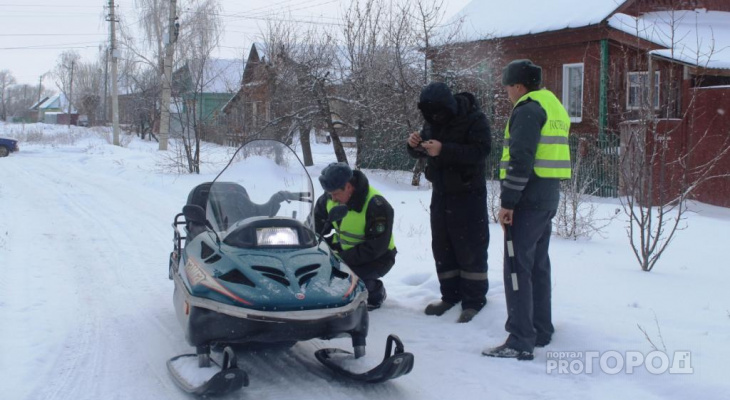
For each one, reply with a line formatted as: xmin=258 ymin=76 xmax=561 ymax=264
xmin=483 ymin=59 xmax=571 ymax=361
xmin=314 ymin=162 xmax=397 ymax=310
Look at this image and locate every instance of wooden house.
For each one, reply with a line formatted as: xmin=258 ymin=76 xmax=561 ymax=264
xmin=436 ymin=0 xmax=730 ymax=206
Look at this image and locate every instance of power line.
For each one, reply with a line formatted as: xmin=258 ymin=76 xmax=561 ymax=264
xmin=0 ymin=33 xmax=105 ymax=36
xmin=0 ymin=4 xmax=101 ymax=7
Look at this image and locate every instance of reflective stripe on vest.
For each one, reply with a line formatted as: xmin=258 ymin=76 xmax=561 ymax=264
xmin=326 ymin=187 xmax=396 ymax=251
xmin=500 ymin=89 xmax=572 ymax=180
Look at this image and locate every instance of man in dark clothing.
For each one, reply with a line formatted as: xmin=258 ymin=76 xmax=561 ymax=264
xmin=483 ymin=59 xmax=571 ymax=360
xmin=314 ymin=162 xmax=397 ymax=310
xmin=406 ymin=82 xmax=492 ymax=323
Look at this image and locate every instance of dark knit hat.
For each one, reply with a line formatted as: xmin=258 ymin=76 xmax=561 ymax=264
xmin=502 ymin=59 xmax=542 ymax=87
xmin=319 ymin=162 xmax=353 ymax=192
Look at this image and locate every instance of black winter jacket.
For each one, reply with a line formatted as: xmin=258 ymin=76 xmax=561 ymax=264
xmin=408 ymin=91 xmax=491 ymax=194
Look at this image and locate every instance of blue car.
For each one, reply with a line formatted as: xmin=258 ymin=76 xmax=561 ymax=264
xmin=0 ymin=137 xmax=19 ymax=157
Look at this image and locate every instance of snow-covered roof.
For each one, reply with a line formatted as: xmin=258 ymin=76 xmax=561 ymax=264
xmin=452 ymin=0 xmax=624 ymax=40
xmin=609 ymin=10 xmax=730 ymax=70
xmin=29 ymin=96 xmax=49 ymax=110
xmin=38 ymin=93 xmax=77 ymax=113
xmin=186 ymin=59 xmax=244 ymax=93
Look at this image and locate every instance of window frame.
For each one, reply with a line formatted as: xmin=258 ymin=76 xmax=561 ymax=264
xmin=626 ymin=71 xmax=661 ymax=110
xmin=562 ymin=63 xmax=584 ymax=123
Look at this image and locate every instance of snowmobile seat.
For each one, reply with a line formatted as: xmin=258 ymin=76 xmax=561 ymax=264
xmin=186 ymin=182 xmax=266 ymax=231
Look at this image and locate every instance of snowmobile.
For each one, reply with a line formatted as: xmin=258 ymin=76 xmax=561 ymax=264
xmin=167 ymin=139 xmax=414 ymax=396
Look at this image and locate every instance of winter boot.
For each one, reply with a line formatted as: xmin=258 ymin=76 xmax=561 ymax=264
xmin=457 ymin=308 xmax=479 ymax=323
xmin=424 ymin=300 xmax=455 ymax=316
xmin=481 ymin=343 xmax=534 ymax=361
xmin=535 ymin=335 xmax=552 ymax=348
xmin=367 ymin=289 xmax=387 ymax=311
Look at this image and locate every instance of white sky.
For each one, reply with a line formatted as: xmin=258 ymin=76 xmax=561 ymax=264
xmin=0 ymin=0 xmax=471 ymax=86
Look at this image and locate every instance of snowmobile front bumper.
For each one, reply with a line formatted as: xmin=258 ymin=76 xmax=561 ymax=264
xmin=174 ymin=281 xmax=369 ymax=347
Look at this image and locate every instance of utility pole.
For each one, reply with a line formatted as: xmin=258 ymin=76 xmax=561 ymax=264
xmin=158 ymin=0 xmax=178 ymax=151
xmin=67 ymin=60 xmax=75 ymax=128
xmin=37 ymin=75 xmax=43 ymax=122
xmin=108 ymin=0 xmax=121 ymax=146
xmin=103 ymin=47 xmax=109 ymax=124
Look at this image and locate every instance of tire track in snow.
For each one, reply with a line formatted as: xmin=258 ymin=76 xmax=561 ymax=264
xmin=12 ymin=154 xmax=180 ymax=399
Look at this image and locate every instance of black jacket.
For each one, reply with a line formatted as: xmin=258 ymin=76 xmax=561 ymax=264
xmin=314 ymin=170 xmax=396 ymax=267
xmin=408 ymin=91 xmax=491 ymax=194
xmin=500 ymin=97 xmax=561 ymax=211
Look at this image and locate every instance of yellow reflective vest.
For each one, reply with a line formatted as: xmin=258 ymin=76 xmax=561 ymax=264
xmin=326 ymin=187 xmax=396 ymax=251
xmin=499 ymin=89 xmax=572 ymax=179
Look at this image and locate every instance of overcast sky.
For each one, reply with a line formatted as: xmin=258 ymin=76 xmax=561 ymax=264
xmin=0 ymin=0 xmax=470 ymax=87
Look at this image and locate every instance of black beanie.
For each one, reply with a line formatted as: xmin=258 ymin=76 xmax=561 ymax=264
xmin=319 ymin=162 xmax=353 ymax=192
xmin=502 ymin=59 xmax=542 ymax=87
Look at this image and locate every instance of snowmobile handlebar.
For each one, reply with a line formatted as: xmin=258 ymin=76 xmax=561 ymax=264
xmin=272 ymin=191 xmax=313 ymax=203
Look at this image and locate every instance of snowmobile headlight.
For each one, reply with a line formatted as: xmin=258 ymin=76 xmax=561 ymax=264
xmin=256 ymin=227 xmax=300 ymax=246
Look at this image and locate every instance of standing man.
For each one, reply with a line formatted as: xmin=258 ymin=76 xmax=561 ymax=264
xmin=314 ymin=162 xmax=397 ymax=310
xmin=483 ymin=60 xmax=571 ymax=360
xmin=407 ymin=82 xmax=491 ymax=323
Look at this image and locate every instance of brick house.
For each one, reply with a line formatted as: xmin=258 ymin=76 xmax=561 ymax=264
xmin=434 ymin=0 xmax=730 ymax=206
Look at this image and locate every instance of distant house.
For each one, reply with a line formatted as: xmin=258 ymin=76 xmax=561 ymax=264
xmin=222 ymin=43 xmax=355 ymax=146
xmin=172 ymin=59 xmax=243 ymax=133
xmin=26 ymin=96 xmax=50 ymax=122
xmin=437 ymin=0 xmax=730 ymax=206
xmin=31 ymin=93 xmax=78 ymax=125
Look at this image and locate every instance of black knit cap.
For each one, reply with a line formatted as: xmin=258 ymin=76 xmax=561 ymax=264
xmin=319 ymin=162 xmax=353 ymax=192
xmin=502 ymin=59 xmax=542 ymax=87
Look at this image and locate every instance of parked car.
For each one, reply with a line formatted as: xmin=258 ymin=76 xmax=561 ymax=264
xmin=0 ymin=137 xmax=19 ymax=157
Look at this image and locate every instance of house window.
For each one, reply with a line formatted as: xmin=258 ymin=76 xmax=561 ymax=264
xmin=562 ymin=63 xmax=584 ymax=123
xmin=627 ymin=71 xmax=660 ymax=110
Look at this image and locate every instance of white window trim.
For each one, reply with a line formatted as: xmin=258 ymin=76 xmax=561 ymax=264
xmin=562 ymin=63 xmax=584 ymax=123
xmin=626 ymin=71 xmax=660 ymax=110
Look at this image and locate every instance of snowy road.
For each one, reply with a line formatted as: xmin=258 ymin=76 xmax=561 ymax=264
xmin=1 ymin=132 xmax=728 ymax=400
xmin=0 ymin=147 xmax=436 ymax=400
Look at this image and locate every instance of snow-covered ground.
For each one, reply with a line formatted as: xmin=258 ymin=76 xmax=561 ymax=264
xmin=1 ymin=123 xmax=728 ymax=399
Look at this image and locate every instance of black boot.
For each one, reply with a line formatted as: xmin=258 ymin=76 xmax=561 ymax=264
xmin=424 ymin=300 xmax=456 ymax=316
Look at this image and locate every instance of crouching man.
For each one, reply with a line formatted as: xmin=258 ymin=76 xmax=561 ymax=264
xmin=314 ymin=162 xmax=397 ymax=310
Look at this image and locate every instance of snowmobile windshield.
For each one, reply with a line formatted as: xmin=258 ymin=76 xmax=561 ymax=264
xmin=206 ymin=140 xmax=315 ymax=244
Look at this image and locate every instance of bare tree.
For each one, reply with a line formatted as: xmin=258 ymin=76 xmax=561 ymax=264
xmin=340 ymin=0 xmax=425 ymax=171
xmin=554 ymin=138 xmax=614 ymax=240
xmin=5 ymin=83 xmax=45 ymax=121
xmin=616 ymin=9 xmax=730 ymax=271
xmin=72 ymin=61 xmax=104 ymax=126
xmin=119 ymin=0 xmax=222 ymax=149
xmin=53 ymin=50 xmax=82 ymax=124
xmin=0 ymin=70 xmax=16 ymax=121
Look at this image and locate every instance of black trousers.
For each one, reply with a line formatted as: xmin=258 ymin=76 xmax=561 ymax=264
xmin=430 ymin=190 xmax=489 ymax=311
xmin=349 ymin=251 xmax=395 ymax=306
xmin=504 ymin=209 xmax=556 ymax=352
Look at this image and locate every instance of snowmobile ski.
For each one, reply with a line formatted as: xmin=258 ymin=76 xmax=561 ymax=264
xmin=315 ymin=334 xmax=414 ymax=383
xmin=167 ymin=346 xmax=249 ymax=396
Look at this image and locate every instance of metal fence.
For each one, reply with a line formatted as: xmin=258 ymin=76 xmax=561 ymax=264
xmin=569 ymin=134 xmax=620 ymax=198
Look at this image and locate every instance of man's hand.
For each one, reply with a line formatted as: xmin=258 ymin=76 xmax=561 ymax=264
xmin=271 ymin=190 xmax=292 ymax=204
xmin=498 ymin=207 xmax=514 ymax=227
xmin=421 ymin=140 xmax=442 ymax=157
xmin=407 ymin=131 xmax=422 ymax=148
